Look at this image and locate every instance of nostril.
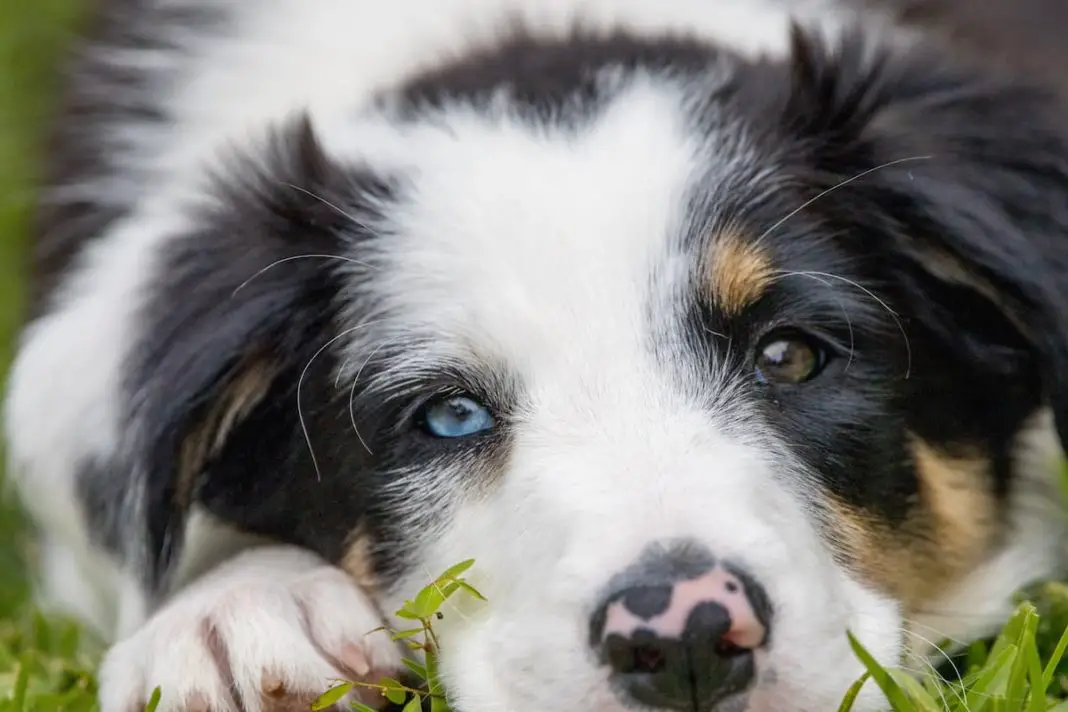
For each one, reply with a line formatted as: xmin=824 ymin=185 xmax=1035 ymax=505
xmin=713 ymin=639 xmax=745 ymax=659
xmin=605 ymin=631 xmax=672 ymax=675
xmin=631 ymin=641 xmax=668 ymax=674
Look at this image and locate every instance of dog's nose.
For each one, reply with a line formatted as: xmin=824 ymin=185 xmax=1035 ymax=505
xmin=590 ymin=553 xmax=771 ymax=711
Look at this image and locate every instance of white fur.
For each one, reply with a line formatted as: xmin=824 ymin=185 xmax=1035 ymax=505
xmin=97 ymin=545 xmax=403 ymax=712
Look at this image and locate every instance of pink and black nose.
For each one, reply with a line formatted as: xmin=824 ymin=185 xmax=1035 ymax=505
xmin=589 ymin=542 xmax=772 ymax=712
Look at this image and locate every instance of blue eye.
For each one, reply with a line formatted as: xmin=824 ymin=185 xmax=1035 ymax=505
xmin=418 ymin=394 xmax=495 ymax=438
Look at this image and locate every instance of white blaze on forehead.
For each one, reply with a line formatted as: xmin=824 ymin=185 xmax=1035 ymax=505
xmin=330 ymin=76 xmax=717 ymax=383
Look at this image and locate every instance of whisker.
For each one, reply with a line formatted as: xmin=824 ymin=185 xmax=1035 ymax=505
xmin=896 ymin=663 xmax=962 ymax=711
xmin=772 ymin=271 xmax=856 ymax=372
xmin=232 ymin=181 xmax=383 ymax=296
xmin=334 ymin=358 xmax=351 ymax=388
xmin=702 ymin=325 xmax=728 ymax=340
xmin=904 ymin=628 xmax=970 ymax=711
xmin=231 ymin=253 xmax=379 ymax=297
xmin=905 ymin=620 xmax=973 ymax=651
xmin=348 ymin=339 xmax=396 ymax=456
xmin=775 ymin=269 xmax=911 ymax=378
xmin=281 ymin=181 xmax=378 ymax=232
xmin=753 ymin=155 xmax=934 ymax=247
xmin=716 ymin=328 xmax=736 ymax=398
xmin=898 ymin=662 xmax=981 ymax=709
xmin=297 ymin=319 xmax=387 ymax=481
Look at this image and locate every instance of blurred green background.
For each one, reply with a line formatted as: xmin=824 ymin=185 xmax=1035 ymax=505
xmin=0 ymin=1 xmax=85 ymax=617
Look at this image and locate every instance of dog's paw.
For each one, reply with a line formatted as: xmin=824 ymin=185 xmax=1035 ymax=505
xmin=97 ymin=546 xmax=404 ymax=712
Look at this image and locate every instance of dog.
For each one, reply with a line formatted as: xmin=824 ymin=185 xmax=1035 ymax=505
xmin=4 ymin=1 xmax=1068 ymax=711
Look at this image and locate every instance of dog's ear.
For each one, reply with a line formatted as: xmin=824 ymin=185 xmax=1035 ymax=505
xmin=785 ymin=26 xmax=1068 ymax=449
xmin=122 ymin=116 xmax=390 ymax=592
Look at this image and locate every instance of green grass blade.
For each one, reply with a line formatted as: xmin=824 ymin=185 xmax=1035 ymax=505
xmin=889 ymin=670 xmax=942 ymax=712
xmin=1025 ymin=628 xmax=1049 ymax=712
xmin=11 ymin=660 xmax=27 ymax=712
xmin=143 ymin=686 xmax=161 ymax=712
xmin=847 ymin=632 xmax=915 ymax=710
xmin=1005 ymin=608 xmax=1041 ymax=708
xmin=836 ymin=673 xmax=871 ymax=712
xmin=964 ymin=645 xmax=1018 ymax=711
xmin=1043 ymin=620 xmax=1068 ymax=692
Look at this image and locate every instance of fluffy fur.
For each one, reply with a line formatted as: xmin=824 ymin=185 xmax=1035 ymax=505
xmin=4 ymin=1 xmax=1068 ymax=711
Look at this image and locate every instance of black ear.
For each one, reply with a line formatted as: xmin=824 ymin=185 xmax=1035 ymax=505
xmin=786 ymin=26 xmax=1068 ymax=449
xmin=121 ymin=116 xmax=392 ymax=593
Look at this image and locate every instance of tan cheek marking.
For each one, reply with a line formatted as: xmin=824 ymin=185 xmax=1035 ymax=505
xmin=175 ymin=360 xmax=276 ymax=507
xmin=704 ymin=232 xmax=775 ymax=316
xmin=340 ymin=525 xmax=380 ymax=593
xmin=822 ymin=436 xmax=997 ymax=612
xmin=911 ymin=437 xmax=998 ymax=573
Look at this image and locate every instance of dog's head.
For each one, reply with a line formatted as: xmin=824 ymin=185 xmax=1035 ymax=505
xmin=125 ymin=26 xmax=1068 ymax=712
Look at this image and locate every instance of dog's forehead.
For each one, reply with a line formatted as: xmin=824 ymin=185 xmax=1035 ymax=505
xmin=341 ymin=78 xmax=771 ymax=375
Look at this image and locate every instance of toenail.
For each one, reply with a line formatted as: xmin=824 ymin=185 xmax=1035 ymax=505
xmin=262 ymin=674 xmax=287 ymax=698
xmin=340 ymin=644 xmax=371 ymax=677
xmin=185 ymin=692 xmax=212 ymax=712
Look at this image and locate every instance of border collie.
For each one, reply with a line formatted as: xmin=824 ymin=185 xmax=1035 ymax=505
xmin=4 ymin=1 xmax=1068 ymax=711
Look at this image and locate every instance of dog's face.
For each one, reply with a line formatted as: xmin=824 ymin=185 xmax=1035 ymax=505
xmin=123 ymin=29 xmax=1067 ymax=712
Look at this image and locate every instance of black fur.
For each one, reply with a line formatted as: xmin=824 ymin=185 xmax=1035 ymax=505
xmin=119 ymin=117 xmax=396 ymax=591
xmin=394 ymin=26 xmax=732 ymax=123
xmin=780 ymin=27 xmax=1068 ymax=451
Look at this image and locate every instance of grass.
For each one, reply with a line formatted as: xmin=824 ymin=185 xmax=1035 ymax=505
xmin=0 ymin=3 xmax=1067 ymax=712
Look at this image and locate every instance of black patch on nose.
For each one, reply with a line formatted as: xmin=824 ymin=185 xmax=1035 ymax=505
xmin=685 ymin=602 xmax=732 ymax=642
xmin=621 ymin=585 xmax=673 ymax=619
xmin=589 ymin=539 xmax=717 ymax=647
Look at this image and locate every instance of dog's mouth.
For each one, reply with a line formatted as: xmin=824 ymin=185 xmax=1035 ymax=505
xmin=374 ymin=660 xmax=753 ymax=712
xmin=368 ymin=632 xmax=991 ymax=712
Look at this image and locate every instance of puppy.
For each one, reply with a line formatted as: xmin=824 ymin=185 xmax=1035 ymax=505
xmin=4 ymin=1 xmax=1068 ymax=711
